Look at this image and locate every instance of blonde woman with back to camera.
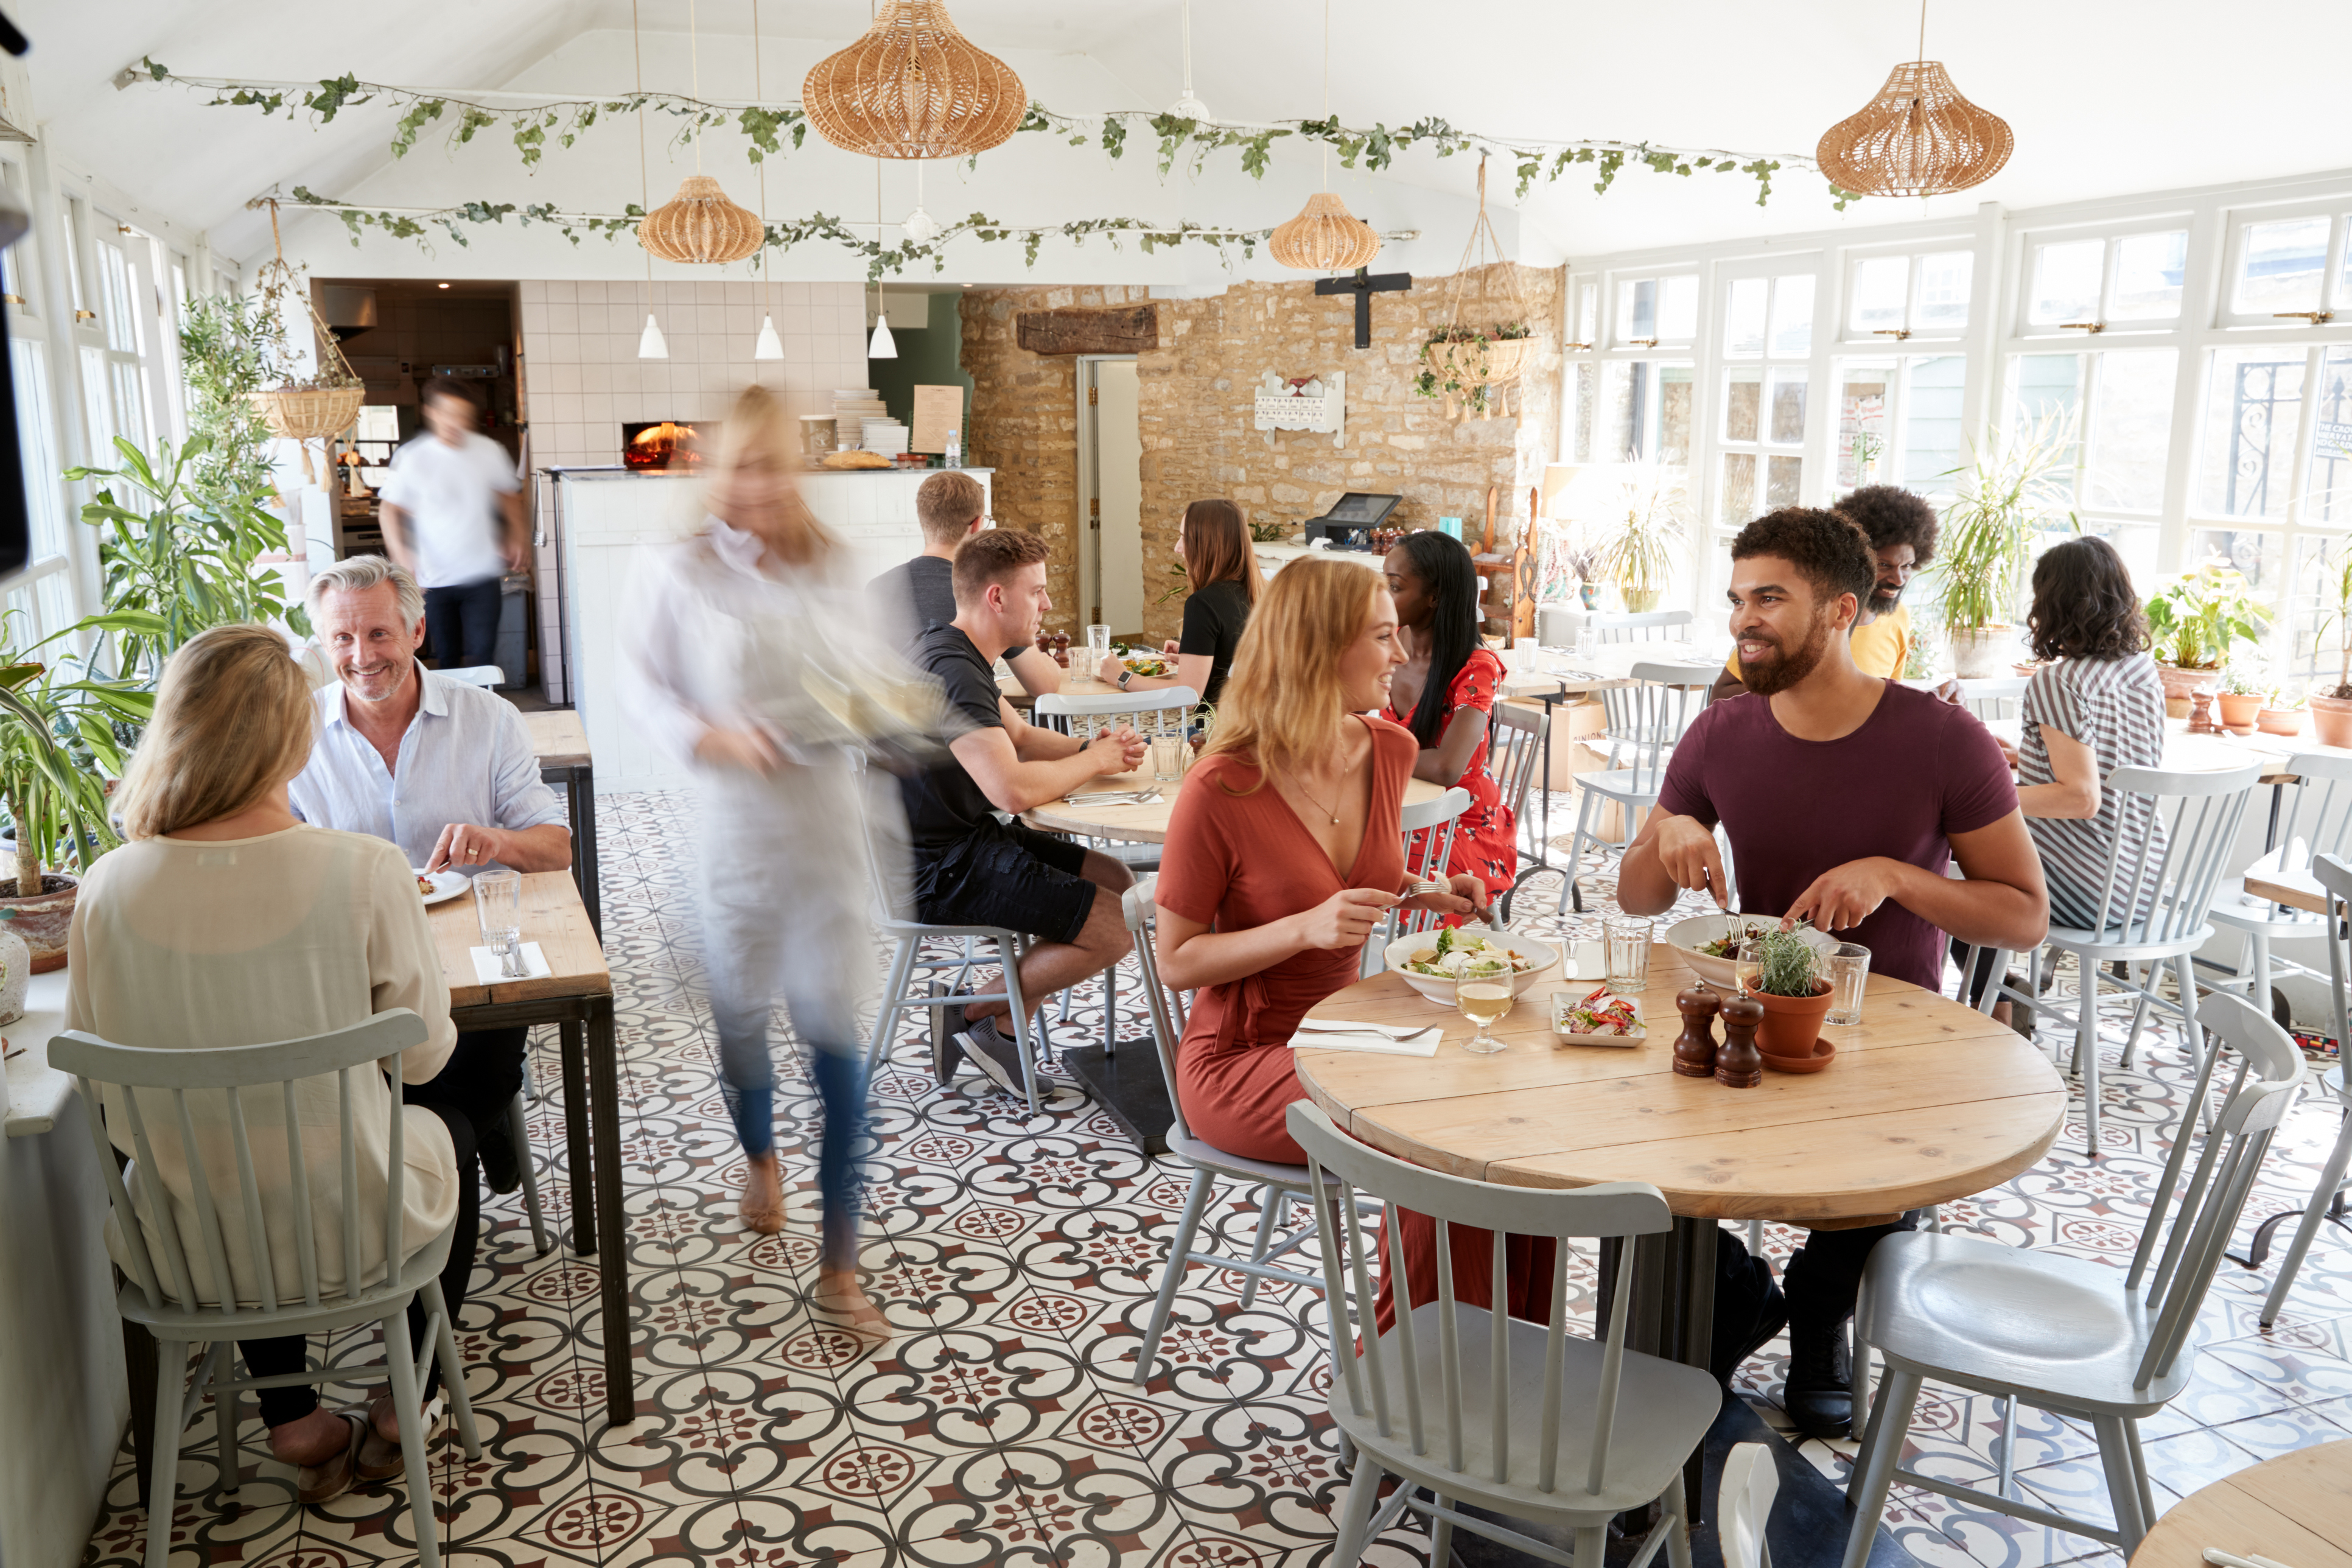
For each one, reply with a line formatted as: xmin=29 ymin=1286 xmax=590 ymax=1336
xmin=69 ymin=625 xmax=466 ymax=1505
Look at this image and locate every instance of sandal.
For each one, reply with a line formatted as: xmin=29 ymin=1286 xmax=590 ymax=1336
xmin=812 ymin=1267 xmax=892 ymax=1337
xmin=294 ymin=1412 xmax=367 ymax=1505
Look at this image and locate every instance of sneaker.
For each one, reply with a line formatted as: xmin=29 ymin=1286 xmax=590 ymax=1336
xmin=927 ymin=983 xmax=965 ymax=1084
xmin=478 ymin=1118 xmax=522 ymax=1195
xmin=953 ymin=1013 xmax=1027 ymax=1096
xmin=1782 ymin=1319 xmax=1855 ymax=1440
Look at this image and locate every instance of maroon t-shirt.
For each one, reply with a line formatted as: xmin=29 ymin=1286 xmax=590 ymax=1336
xmin=1654 ymin=682 xmax=2020 ymax=992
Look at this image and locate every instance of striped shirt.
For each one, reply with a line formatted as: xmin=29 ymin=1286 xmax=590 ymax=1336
xmin=2019 ymin=654 xmax=2168 ymax=930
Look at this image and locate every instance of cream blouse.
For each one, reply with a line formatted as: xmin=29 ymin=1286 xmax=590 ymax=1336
xmin=65 ymin=825 xmax=459 ymax=1308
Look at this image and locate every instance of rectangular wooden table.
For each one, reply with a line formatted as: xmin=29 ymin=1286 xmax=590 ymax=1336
xmin=519 ymin=707 xmax=601 ymax=939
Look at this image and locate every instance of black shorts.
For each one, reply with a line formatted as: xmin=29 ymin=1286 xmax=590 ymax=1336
xmin=913 ymin=819 xmax=1097 ymax=945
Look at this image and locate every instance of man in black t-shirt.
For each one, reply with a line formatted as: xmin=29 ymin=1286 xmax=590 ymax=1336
xmin=869 ymin=470 xmax=1065 ymax=695
xmin=900 ymin=528 xmax=1147 ymax=1093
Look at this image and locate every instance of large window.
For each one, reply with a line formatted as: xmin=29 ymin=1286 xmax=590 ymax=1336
xmin=2021 ymin=226 xmax=2188 ymax=331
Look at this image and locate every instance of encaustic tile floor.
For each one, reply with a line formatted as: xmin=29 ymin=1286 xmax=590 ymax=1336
xmin=80 ymin=788 xmax=2352 ymax=1568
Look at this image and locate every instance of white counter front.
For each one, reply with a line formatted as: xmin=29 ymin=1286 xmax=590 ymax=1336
xmin=547 ymin=466 xmax=993 ymax=796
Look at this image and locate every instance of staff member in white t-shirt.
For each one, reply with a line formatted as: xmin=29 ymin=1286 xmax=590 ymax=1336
xmin=378 ymin=377 xmax=527 ymax=670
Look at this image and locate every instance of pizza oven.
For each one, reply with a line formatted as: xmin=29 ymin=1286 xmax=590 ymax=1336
xmin=621 ymin=420 xmax=704 ymax=471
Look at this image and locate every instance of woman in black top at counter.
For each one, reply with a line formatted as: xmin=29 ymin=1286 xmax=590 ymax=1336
xmin=1094 ymin=498 xmax=1259 ymax=706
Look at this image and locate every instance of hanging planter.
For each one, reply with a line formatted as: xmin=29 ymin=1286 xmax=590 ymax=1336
xmin=1413 ymin=160 xmax=1539 ymax=421
xmin=245 ymin=200 xmax=366 ymax=474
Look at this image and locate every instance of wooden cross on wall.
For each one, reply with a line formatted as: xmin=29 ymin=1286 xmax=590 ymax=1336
xmin=1314 ymin=266 xmax=1412 ymax=349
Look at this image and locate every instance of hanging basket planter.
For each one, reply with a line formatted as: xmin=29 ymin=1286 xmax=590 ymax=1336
xmin=245 ymin=385 xmax=368 ymax=443
xmin=1413 ymin=161 xmax=1540 ymax=422
xmin=247 ymin=200 xmax=368 ymax=479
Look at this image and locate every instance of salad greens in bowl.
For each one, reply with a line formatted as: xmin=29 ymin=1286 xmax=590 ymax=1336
xmin=1383 ymin=925 xmax=1559 ymax=1006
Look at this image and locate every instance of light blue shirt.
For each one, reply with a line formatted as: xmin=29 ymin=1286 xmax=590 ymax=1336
xmin=289 ymin=662 xmax=569 ymax=870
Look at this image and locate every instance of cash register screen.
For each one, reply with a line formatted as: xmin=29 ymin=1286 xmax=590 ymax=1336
xmin=1323 ymin=494 xmax=1391 ymax=523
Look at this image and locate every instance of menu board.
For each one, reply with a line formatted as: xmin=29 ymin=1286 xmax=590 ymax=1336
xmin=911 ymin=384 xmax=967 ymax=455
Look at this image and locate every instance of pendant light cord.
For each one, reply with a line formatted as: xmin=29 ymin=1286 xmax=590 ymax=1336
xmin=690 ymin=0 xmax=703 ymax=174
xmin=634 ymin=0 xmax=653 ymax=307
xmin=1917 ymin=0 xmax=1927 ymax=61
xmin=754 ymin=0 xmax=771 ymax=368
xmin=1319 ymin=0 xmax=1331 ymax=188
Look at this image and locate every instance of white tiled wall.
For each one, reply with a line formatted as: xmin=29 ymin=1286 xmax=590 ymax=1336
xmin=517 ymin=278 xmax=871 ymax=698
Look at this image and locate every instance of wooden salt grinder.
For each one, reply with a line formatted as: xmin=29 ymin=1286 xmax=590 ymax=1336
xmin=1717 ymin=995 xmax=1765 ymax=1089
xmin=2186 ymin=689 xmax=2219 ymax=735
xmin=1671 ymin=987 xmax=1721 ymax=1078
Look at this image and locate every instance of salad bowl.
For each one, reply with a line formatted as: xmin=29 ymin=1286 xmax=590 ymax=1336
xmin=1383 ymin=926 xmax=1560 ymax=1007
xmin=1662 ymin=912 xmax=1834 ymax=989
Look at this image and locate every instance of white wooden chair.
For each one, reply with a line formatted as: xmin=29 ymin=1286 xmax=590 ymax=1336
xmin=1556 ymin=663 xmax=1702 ymax=915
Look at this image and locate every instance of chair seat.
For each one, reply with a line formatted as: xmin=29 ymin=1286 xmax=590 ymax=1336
xmin=1166 ymin=1127 xmax=1320 ymax=1189
xmin=1338 ymin=1301 xmax=1720 ymax=1521
xmin=1571 ymin=770 xmax=1664 ymax=807
xmin=117 ymin=1219 xmax=458 ymax=1338
xmin=1858 ymin=1230 xmax=2192 ymax=1418
xmin=2043 ymin=919 xmax=2216 ymax=962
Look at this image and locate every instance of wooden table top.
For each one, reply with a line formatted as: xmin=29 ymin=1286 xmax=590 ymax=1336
xmin=1025 ymin=768 xmax=1448 ymax=845
xmin=429 ymin=870 xmax=611 ymax=1010
xmin=1292 ymin=944 xmax=2067 ymax=1227
xmin=517 ymin=708 xmax=591 ymax=768
xmin=2242 ymin=867 xmax=2327 ymax=914
xmin=2128 ymin=1437 xmax=2352 ymax=1568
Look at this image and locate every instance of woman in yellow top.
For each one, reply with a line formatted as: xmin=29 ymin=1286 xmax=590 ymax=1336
xmin=1710 ymin=485 xmax=1939 ymax=699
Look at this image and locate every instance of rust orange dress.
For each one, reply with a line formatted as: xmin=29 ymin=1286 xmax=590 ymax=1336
xmin=1384 ymin=648 xmax=1517 ymax=904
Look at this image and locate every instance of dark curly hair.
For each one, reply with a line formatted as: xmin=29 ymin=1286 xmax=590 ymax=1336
xmin=1729 ymin=506 xmax=1875 ymax=606
xmin=2028 ymin=535 xmax=2148 ymax=662
xmin=1833 ymin=484 xmax=1941 ymax=565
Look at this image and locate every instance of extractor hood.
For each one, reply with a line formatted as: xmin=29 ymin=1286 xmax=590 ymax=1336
xmin=321 ymin=285 xmax=377 ymax=340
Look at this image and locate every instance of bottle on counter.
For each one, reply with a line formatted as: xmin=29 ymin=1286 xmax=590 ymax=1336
xmin=945 ymin=428 xmax=962 ymax=469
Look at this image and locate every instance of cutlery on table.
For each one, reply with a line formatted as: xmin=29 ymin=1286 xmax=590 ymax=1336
xmin=1294 ymin=1019 xmax=1440 ymax=1040
xmin=2205 ymin=1552 xmax=2298 ymax=1568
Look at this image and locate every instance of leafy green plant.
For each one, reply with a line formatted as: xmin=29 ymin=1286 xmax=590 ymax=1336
xmin=1751 ymin=928 xmax=1823 ymax=998
xmin=1592 ymin=464 xmax=1687 ymax=603
xmin=179 ymin=295 xmax=279 ymax=508
xmin=1248 ymin=520 xmax=1288 ymax=543
xmin=2144 ymin=559 xmax=2270 ymax=672
xmin=1903 ymin=620 xmax=1941 ymax=681
xmin=2222 ymin=657 xmax=2267 ymax=697
xmin=0 ymin=612 xmax=158 ymax=896
xmin=1933 ymin=407 xmax=2080 ymax=635
xmin=2311 ymin=537 xmax=2352 ymax=699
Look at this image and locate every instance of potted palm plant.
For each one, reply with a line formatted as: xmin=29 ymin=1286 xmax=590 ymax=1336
xmin=1746 ymin=927 xmax=1833 ymax=1059
xmin=2311 ymin=539 xmax=2352 ymax=748
xmin=2144 ymin=559 xmax=2270 ymax=721
xmin=1594 ymin=464 xmax=1686 ymax=614
xmin=1934 ymin=408 xmax=2079 ymax=679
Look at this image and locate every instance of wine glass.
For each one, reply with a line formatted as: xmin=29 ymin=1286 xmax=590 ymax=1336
xmin=1731 ymin=932 xmax=1765 ymax=998
xmin=1457 ymin=967 xmax=1514 ymax=1055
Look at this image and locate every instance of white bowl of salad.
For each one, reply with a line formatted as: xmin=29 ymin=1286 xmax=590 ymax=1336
xmin=1663 ymin=912 xmax=1834 ymax=989
xmin=1384 ymin=926 xmax=1560 ymax=1007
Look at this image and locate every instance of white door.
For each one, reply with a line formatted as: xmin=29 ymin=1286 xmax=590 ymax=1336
xmin=1094 ymin=360 xmax=1144 ymax=633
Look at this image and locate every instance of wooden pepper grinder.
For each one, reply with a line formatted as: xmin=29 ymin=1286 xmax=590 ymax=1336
xmin=1717 ymin=995 xmax=1765 ymax=1089
xmin=1672 ymin=987 xmax=1721 ymax=1079
xmin=2186 ymin=688 xmax=2219 ymax=735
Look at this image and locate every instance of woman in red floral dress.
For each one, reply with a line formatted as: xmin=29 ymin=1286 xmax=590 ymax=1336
xmin=1381 ymin=530 xmax=1516 ymax=906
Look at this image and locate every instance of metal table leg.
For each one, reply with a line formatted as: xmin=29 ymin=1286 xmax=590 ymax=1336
xmin=586 ymin=993 xmax=632 ymax=1423
xmin=560 ymin=1017 xmax=597 ymax=1254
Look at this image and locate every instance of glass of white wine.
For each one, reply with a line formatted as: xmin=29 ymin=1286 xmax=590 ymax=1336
xmin=1457 ymin=964 xmax=1515 ymax=1055
xmin=1732 ymin=933 xmax=1765 ymax=998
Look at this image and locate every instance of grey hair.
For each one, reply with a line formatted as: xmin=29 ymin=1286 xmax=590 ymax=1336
xmin=306 ymin=555 xmax=425 ymax=628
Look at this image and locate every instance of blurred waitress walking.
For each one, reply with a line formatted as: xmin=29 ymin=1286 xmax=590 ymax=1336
xmin=623 ymin=385 xmax=901 ymax=1331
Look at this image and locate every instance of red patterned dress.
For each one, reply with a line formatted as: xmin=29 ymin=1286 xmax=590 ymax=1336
xmin=1384 ymin=648 xmax=1516 ymax=903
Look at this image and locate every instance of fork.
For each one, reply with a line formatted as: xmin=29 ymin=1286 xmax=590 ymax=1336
xmin=1293 ymin=1019 xmax=1438 ymax=1039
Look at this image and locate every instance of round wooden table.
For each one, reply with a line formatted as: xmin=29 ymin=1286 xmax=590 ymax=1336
xmin=1026 ymin=768 xmax=1449 ymax=845
xmin=2129 ymin=1438 xmax=2351 ymax=1568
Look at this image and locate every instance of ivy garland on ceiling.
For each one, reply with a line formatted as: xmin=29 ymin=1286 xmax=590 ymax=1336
xmin=139 ymin=60 xmax=1852 ymax=210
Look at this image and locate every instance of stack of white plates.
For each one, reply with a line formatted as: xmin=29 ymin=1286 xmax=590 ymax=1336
xmin=831 ymin=389 xmax=887 ymax=446
xmin=862 ymin=419 xmax=909 ymax=456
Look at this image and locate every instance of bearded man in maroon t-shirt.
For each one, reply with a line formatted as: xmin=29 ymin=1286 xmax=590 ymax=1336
xmin=1619 ymin=505 xmax=2049 ymax=1440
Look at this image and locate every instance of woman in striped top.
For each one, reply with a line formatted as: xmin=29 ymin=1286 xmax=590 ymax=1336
xmin=1960 ymin=536 xmax=2166 ymax=1010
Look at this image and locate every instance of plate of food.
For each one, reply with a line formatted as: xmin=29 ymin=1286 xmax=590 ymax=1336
xmin=1117 ymin=646 xmax=1173 ymax=679
xmin=1552 ymin=985 xmax=1646 ymax=1047
xmin=1664 ymin=912 xmax=1833 ymax=989
xmin=415 ymin=869 xmax=469 ymax=907
xmin=1384 ymin=926 xmax=1559 ymax=1006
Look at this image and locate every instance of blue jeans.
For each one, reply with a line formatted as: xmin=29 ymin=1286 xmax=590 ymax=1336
xmin=425 ymin=577 xmax=503 ymax=669
xmin=713 ymin=992 xmax=869 ymax=1269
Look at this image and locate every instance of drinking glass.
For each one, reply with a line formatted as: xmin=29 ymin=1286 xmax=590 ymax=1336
xmin=1150 ymin=734 xmax=1189 ymax=782
xmin=1825 ymin=942 xmax=1871 ymax=1026
xmin=1458 ymin=972 xmax=1514 ymax=1054
xmin=1574 ymin=625 xmax=1598 ymax=662
xmin=1086 ymin=623 xmax=1113 ymax=681
xmin=474 ymin=869 xmax=524 ymax=978
xmin=1603 ymin=915 xmax=1651 ymax=990
xmin=1731 ymin=934 xmax=1765 ymax=998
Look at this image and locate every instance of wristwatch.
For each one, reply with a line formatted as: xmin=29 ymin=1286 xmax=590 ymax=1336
xmin=1117 ymin=670 xmax=1134 ymax=690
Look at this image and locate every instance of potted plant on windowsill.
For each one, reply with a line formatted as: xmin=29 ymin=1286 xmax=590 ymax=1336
xmin=1594 ymin=464 xmax=1687 ymax=614
xmin=1745 ymin=927 xmax=1833 ymax=1059
xmin=2217 ymin=660 xmax=2266 ymax=736
xmin=2144 ymin=559 xmax=2270 ymax=721
xmin=1934 ymin=408 xmax=2077 ymax=680
xmin=2259 ymin=688 xmax=2306 ymax=737
xmin=2310 ymin=539 xmax=2352 ymax=749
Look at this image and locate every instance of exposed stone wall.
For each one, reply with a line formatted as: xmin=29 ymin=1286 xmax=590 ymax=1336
xmin=961 ymin=264 xmax=1566 ymax=643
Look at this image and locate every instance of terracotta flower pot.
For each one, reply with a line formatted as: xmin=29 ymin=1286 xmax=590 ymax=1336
xmin=0 ymin=874 xmax=77 ymax=973
xmin=2155 ymin=662 xmax=2223 ymax=720
xmin=1750 ymin=981 xmax=1834 ymax=1059
xmin=2313 ymin=694 xmax=2352 ymax=750
xmin=1950 ymin=627 xmax=2017 ymax=680
xmin=2215 ymin=692 xmax=2264 ymax=735
xmin=2258 ymin=707 xmax=2306 ymax=737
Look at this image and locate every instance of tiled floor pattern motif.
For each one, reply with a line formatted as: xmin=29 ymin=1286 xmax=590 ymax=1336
xmin=79 ymin=788 xmax=2352 ymax=1568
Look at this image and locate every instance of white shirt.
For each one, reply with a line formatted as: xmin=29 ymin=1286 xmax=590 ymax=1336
xmin=289 ymin=662 xmax=569 ymax=870
xmin=376 ymin=430 xmax=519 ymax=589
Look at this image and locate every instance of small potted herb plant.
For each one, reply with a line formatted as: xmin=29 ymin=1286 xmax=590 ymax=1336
xmin=2311 ymin=539 xmax=2352 ymax=748
xmin=2258 ymin=686 xmax=2305 ymax=738
xmin=2216 ymin=661 xmax=2266 ymax=735
xmin=1745 ymin=927 xmax=1833 ymax=1059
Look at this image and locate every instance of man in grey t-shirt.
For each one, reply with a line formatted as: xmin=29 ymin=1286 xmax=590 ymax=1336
xmin=868 ymin=469 xmax=1063 ymax=695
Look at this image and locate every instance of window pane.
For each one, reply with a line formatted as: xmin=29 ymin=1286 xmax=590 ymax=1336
xmin=2233 ymin=215 xmax=2330 ymax=315
xmin=2309 ymin=345 xmax=2352 ymax=528
xmin=1915 ymin=251 xmax=1973 ymax=332
xmin=1836 ymin=364 xmax=1892 ymax=489
xmin=2199 ymin=349 xmax=2305 ymax=519
xmin=79 ymin=344 xmax=113 ymax=456
xmin=1656 ymin=276 xmax=1698 ymax=343
xmin=99 ymin=242 xmax=141 ymax=355
xmin=1655 ymin=365 xmax=1695 ymax=462
xmin=1600 ymin=361 xmax=1695 ymax=463
xmin=1900 ymin=355 xmax=1967 ymax=490
xmin=1765 ymin=455 xmax=1802 ymax=508
xmin=2189 ymin=528 xmax=2283 ymax=597
xmin=1617 ymin=279 xmax=1655 ymax=342
xmin=1849 ymin=257 xmax=1907 ymax=334
xmin=1724 ymin=278 xmax=1767 ymax=357
xmin=1723 ymin=366 xmax=1760 ymax=442
xmin=2109 ymin=231 xmax=2187 ymax=321
xmin=2077 ymin=520 xmax=2160 ymax=591
xmin=2011 ymin=353 xmax=2084 ymax=438
xmin=1720 ymin=452 xmax=1756 ymax=524
xmin=1768 ymin=369 xmax=1807 ymax=444
xmin=7 ymin=338 xmax=64 ymax=560
xmin=110 ymin=359 xmax=148 ymax=450
xmin=1574 ymin=281 xmax=1598 ymax=344
xmin=1769 ymin=275 xmax=1815 ymax=356
xmin=2085 ymin=350 xmax=2177 ymax=514
xmin=59 ymin=203 xmax=85 ymax=317
xmin=2289 ymin=534 xmax=2347 ymax=686
xmin=2029 ymin=240 xmax=2104 ymax=325
xmin=1567 ymin=362 xmax=1598 ymax=462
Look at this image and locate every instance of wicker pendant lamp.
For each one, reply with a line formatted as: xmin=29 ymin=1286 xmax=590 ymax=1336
xmin=1270 ymin=0 xmax=1380 ymax=273
xmin=638 ymin=0 xmax=764 ymax=264
xmin=803 ymin=0 xmax=1026 ymax=161
xmin=1816 ymin=2 xmax=2012 ymax=198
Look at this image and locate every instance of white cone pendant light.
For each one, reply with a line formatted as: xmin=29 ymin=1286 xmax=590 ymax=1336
xmin=869 ymin=316 xmax=898 ymax=359
xmin=754 ymin=314 xmax=784 ymax=359
xmin=638 ymin=312 xmax=670 ymax=359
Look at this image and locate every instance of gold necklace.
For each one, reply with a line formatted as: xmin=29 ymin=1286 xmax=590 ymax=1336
xmin=1284 ymin=769 xmax=1343 ymax=825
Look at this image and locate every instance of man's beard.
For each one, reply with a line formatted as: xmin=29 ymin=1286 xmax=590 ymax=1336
xmin=1738 ymin=610 xmax=1838 ymax=696
xmin=1868 ymin=581 xmax=1904 ymax=614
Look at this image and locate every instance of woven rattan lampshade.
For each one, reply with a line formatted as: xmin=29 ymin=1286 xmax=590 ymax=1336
xmin=639 ymin=175 xmax=764 ymax=265
xmin=803 ymin=0 xmax=1026 ymax=160
xmin=1268 ymin=192 xmax=1381 ymax=273
xmin=1816 ymin=60 xmax=2012 ymax=198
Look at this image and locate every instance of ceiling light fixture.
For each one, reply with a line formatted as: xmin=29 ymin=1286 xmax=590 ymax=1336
xmin=751 ymin=0 xmax=782 ymax=362
xmin=901 ymin=159 xmax=942 ymax=245
xmin=1268 ymin=0 xmax=1380 ymax=273
xmin=803 ymin=0 xmax=1025 ymax=160
xmin=437 ymin=281 xmax=450 ymax=289
xmin=639 ymin=0 xmax=764 ymax=264
xmin=1815 ymin=0 xmax=2012 ymax=199
xmin=631 ymin=0 xmax=667 ymax=359
xmin=869 ymin=158 xmax=897 ymax=359
xmin=1168 ymin=0 xmax=1212 ymax=122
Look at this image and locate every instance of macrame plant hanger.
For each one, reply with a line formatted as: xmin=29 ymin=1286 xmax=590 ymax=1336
xmin=1427 ymin=159 xmax=1533 ymax=421
xmin=248 ymin=198 xmax=366 ymax=482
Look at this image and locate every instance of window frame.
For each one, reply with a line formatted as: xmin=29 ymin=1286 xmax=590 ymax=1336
xmin=2213 ymin=196 xmax=2352 ymax=331
xmin=2012 ymin=213 xmax=2197 ymax=339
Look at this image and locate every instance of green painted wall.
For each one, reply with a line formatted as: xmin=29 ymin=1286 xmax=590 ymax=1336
xmin=868 ymin=291 xmax=975 ymax=450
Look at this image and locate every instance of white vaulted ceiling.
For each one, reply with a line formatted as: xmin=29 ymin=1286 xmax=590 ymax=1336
xmin=19 ymin=1 xmax=2352 ymax=281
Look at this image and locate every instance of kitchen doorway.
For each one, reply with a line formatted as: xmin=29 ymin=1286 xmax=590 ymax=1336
xmin=1076 ymin=357 xmax=1144 ymax=635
